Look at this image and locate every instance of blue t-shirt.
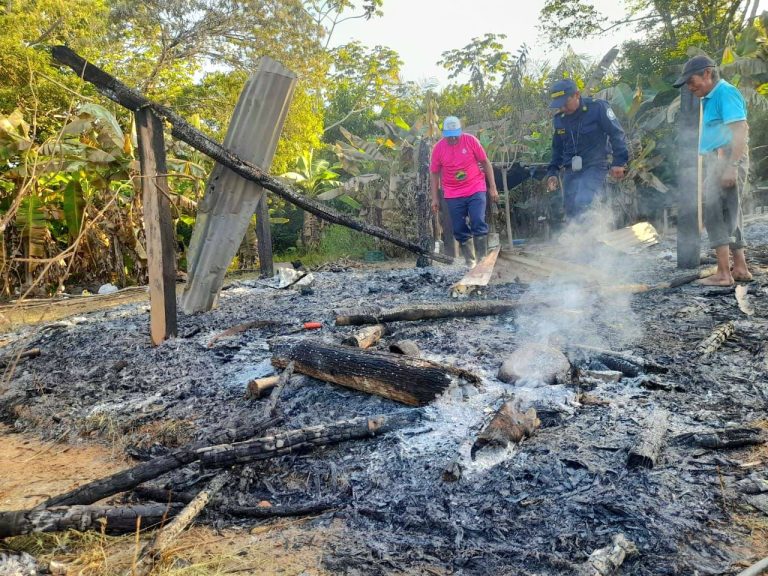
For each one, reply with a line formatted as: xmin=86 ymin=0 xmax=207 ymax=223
xmin=699 ymin=79 xmax=747 ymax=153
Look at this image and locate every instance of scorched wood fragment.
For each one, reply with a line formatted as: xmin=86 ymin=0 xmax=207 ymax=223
xmin=471 ymin=402 xmax=540 ymax=458
xmin=627 ymin=409 xmax=669 ymax=469
xmin=695 ymin=321 xmax=735 ymax=357
xmin=271 ymin=339 xmax=459 ymax=405
xmin=675 ymin=427 xmax=766 ymax=450
xmin=37 ymin=417 xmax=278 ymax=509
xmin=0 ymin=504 xmax=182 ymax=538
xmin=341 ymin=324 xmax=386 ymax=348
xmin=334 ymin=299 xmax=519 ymax=326
xmin=198 ymin=411 xmax=421 ymax=468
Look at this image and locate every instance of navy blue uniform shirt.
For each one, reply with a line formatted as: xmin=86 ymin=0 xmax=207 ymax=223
xmin=547 ymin=97 xmax=629 ymax=177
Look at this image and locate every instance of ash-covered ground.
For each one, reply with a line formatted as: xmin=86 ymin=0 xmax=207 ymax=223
xmin=2 ymin=212 xmax=768 ymax=575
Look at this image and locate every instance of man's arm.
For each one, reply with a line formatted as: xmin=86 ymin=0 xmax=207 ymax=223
xmin=481 ymin=158 xmax=499 ymax=203
xmin=722 ymin=120 xmax=748 ymax=188
xmin=597 ymin=101 xmax=629 ymax=178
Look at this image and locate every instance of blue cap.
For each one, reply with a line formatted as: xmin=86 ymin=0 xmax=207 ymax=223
xmin=442 ymin=116 xmax=462 ymax=137
xmin=549 ymin=78 xmax=578 ymax=109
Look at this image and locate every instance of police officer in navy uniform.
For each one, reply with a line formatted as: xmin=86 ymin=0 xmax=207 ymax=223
xmin=546 ymin=78 xmax=629 ymax=219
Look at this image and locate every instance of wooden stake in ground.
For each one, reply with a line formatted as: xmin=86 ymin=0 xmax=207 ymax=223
xmin=0 ymin=504 xmax=182 ymax=538
xmin=131 ymin=472 xmax=230 ymax=576
xmin=627 ymin=409 xmax=669 ymax=469
xmin=199 ymin=410 xmax=421 ymax=468
xmin=272 ymin=339 xmax=471 ymax=406
xmin=335 ymin=299 xmax=519 ymax=326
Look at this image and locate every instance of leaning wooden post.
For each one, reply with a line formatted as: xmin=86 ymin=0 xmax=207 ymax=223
xmin=676 ymin=85 xmax=701 ymax=269
xmin=135 ymin=107 xmax=177 ymax=344
xmin=256 ymin=194 xmax=273 ymax=278
xmin=416 ymin=139 xmax=432 ymax=268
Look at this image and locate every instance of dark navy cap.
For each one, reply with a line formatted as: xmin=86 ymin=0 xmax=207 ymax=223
xmin=672 ymin=55 xmax=716 ymax=88
xmin=549 ymin=78 xmax=578 ymax=109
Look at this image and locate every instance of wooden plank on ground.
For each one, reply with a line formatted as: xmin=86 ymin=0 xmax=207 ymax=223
xmin=135 ymin=107 xmax=177 ymax=344
xmin=450 ymin=247 xmax=501 ymax=296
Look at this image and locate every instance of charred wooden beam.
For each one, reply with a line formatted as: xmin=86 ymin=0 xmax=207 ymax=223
xmin=695 ymin=321 xmax=735 ymax=357
xmin=471 ymin=402 xmax=540 ymax=459
xmin=0 ymin=504 xmax=181 ymax=538
xmin=271 ymin=339 xmax=465 ymax=405
xmin=334 ymin=299 xmax=519 ymax=326
xmin=674 ymin=427 xmax=765 ymax=450
xmin=37 ymin=417 xmax=278 ymax=509
xmin=627 ymin=409 xmax=669 ymax=469
xmin=50 ymin=46 xmax=451 ymax=265
xmin=133 ymin=472 xmax=230 ymax=576
xmin=341 ymin=324 xmax=386 ymax=349
xmin=198 ymin=411 xmax=421 ymax=468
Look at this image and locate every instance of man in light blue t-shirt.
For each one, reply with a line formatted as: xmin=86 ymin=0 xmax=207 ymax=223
xmin=673 ymin=55 xmax=752 ymax=286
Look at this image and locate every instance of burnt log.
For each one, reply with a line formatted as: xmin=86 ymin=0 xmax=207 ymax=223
xmin=50 ymin=46 xmax=451 ymax=265
xmin=133 ymin=472 xmax=230 ymax=576
xmin=271 ymin=339 xmax=465 ymax=405
xmin=471 ymin=402 xmax=540 ymax=459
xmin=0 ymin=504 xmax=181 ymax=538
xmin=695 ymin=321 xmax=735 ymax=357
xmin=38 ymin=417 xmax=278 ymax=509
xmin=627 ymin=409 xmax=669 ymax=469
xmin=334 ymin=299 xmax=519 ymax=326
xmin=222 ymin=499 xmax=340 ymax=518
xmin=569 ymin=344 xmax=667 ymax=374
xmin=674 ymin=427 xmax=765 ymax=450
xmin=342 ymin=324 xmax=386 ymax=349
xmin=198 ymin=411 xmax=421 ymax=468
xmin=245 ymin=375 xmax=280 ymax=399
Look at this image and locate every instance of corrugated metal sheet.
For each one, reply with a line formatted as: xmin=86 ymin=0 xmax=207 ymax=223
xmin=181 ymin=58 xmax=297 ymax=313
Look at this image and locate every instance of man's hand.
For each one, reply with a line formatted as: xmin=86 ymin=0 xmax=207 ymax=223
xmin=546 ymin=176 xmax=559 ymax=192
xmin=431 ymin=197 xmax=440 ymax=214
xmin=721 ymin=165 xmax=738 ymax=188
xmin=609 ymin=166 xmax=627 ymax=180
xmin=488 ymin=188 xmax=500 ymax=204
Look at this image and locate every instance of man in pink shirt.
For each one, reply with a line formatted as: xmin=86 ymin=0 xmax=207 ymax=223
xmin=430 ymin=116 xmax=499 ymax=266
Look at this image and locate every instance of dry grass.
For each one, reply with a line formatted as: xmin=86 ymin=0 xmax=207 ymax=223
xmin=131 ymin=419 xmax=197 ymax=450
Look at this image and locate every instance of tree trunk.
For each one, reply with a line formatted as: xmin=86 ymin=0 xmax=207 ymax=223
xmin=271 ymin=339 xmax=463 ymax=405
xmin=199 ymin=411 xmax=421 ymax=468
xmin=50 ymin=46 xmax=452 ymax=265
xmin=334 ymin=299 xmax=519 ymax=326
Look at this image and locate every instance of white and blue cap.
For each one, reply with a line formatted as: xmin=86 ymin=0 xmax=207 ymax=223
xmin=442 ymin=116 xmax=462 ymax=137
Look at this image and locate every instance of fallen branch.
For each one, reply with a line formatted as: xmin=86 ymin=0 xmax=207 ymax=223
xmin=198 ymin=410 xmax=421 ymax=469
xmin=0 ymin=504 xmax=181 ymax=538
xmin=674 ymin=427 xmax=765 ymax=450
xmin=271 ymin=339 xmax=468 ymax=405
xmin=222 ymin=499 xmax=340 ymax=518
xmin=335 ymin=299 xmax=519 ymax=326
xmin=37 ymin=417 xmax=278 ymax=509
xmin=627 ymin=409 xmax=669 ymax=469
xmin=0 ymin=348 xmax=41 ymax=368
xmin=695 ymin=321 xmax=735 ymax=357
xmin=50 ymin=46 xmax=451 ymax=265
xmin=131 ymin=472 xmax=230 ymax=576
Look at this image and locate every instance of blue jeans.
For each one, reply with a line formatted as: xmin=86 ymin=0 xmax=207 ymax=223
xmin=446 ymin=192 xmax=489 ymax=243
xmin=562 ymin=166 xmax=607 ymax=218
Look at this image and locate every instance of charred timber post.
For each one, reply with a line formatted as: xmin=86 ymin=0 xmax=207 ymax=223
xmin=50 ymin=46 xmax=452 ymax=265
xmin=135 ymin=107 xmax=177 ymax=344
xmin=198 ymin=410 xmax=421 ymax=468
xmin=272 ymin=339 xmax=457 ymax=405
xmin=256 ymin=194 xmax=274 ymax=278
xmin=676 ymin=85 xmax=701 ymax=269
xmin=334 ymin=299 xmax=519 ymax=326
xmin=0 ymin=504 xmax=182 ymax=538
xmin=416 ymin=139 xmax=431 ymax=268
xmin=627 ymin=408 xmax=669 ymax=469
xmin=37 ymin=417 xmax=278 ymax=509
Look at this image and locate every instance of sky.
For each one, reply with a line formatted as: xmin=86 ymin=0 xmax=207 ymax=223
xmin=329 ymin=0 xmax=768 ymax=88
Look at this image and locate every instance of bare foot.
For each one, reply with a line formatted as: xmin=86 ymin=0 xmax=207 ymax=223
xmin=732 ymin=269 xmax=753 ymax=282
xmin=697 ymin=273 xmax=734 ymax=287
